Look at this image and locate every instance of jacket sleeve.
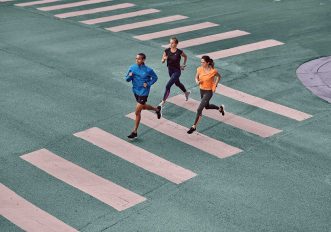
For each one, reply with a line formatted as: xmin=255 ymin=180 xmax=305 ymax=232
xmin=146 ymin=68 xmax=158 ymax=86
xmin=125 ymin=67 xmax=133 ymax=82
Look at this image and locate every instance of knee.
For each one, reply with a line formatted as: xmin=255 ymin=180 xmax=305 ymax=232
xmin=165 ymin=83 xmax=172 ymax=90
xmin=135 ymin=108 xmax=142 ymax=116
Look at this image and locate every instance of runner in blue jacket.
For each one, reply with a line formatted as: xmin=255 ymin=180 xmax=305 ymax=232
xmin=126 ymin=53 xmax=161 ymax=139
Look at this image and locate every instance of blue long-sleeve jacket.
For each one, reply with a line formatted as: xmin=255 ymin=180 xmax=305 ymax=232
xmin=125 ymin=64 xmax=158 ymax=96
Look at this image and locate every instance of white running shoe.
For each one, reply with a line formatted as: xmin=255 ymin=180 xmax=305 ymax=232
xmin=184 ymin=91 xmax=191 ymax=101
xmin=158 ymin=101 xmax=165 ymax=107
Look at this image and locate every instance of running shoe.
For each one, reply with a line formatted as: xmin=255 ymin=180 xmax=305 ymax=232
xmin=187 ymin=126 xmax=196 ymax=134
xmin=127 ymin=132 xmax=138 ymax=139
xmin=156 ymin=106 xmax=162 ymax=119
xmin=184 ymin=91 xmax=191 ymax=101
xmin=219 ymin=104 xmax=225 ymax=116
xmin=158 ymin=101 xmax=165 ymax=107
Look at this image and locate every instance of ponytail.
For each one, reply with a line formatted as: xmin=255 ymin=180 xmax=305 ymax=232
xmin=201 ymin=55 xmax=214 ymax=68
xmin=209 ymin=58 xmax=214 ymax=68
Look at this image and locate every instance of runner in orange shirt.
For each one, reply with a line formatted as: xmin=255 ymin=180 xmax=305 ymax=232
xmin=187 ymin=55 xmax=225 ymax=134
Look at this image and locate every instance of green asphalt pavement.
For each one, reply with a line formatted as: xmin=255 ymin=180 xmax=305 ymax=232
xmin=1 ymin=0 xmax=331 ymax=231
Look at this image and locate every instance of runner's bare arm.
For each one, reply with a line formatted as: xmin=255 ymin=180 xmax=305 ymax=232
xmin=161 ymin=51 xmax=168 ymax=63
xmin=214 ymin=73 xmax=221 ymax=85
xmin=181 ymin=51 xmax=187 ymax=70
xmin=195 ymin=72 xmax=200 ymax=85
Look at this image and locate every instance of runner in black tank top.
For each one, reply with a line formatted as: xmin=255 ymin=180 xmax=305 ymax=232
xmin=159 ymin=37 xmax=190 ymax=107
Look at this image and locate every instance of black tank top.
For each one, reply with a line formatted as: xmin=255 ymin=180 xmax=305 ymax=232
xmin=165 ymin=48 xmax=182 ymax=70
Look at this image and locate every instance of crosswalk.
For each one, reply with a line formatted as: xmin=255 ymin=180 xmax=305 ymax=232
xmin=133 ymin=22 xmax=219 ymax=40
xmin=37 ymin=0 xmax=113 ymax=11
xmin=216 ymin=85 xmax=312 ymax=121
xmin=80 ymin=8 xmax=160 ymax=25
xmin=126 ymin=111 xmax=243 ymax=158
xmin=74 ymin=127 xmax=197 ymax=184
xmin=167 ymin=95 xmax=282 ymax=138
xmin=21 ymin=149 xmax=147 ymax=211
xmin=6 ymin=84 xmax=311 ymax=229
xmin=2 ymin=0 xmax=314 ymax=230
xmin=161 ymin=30 xmax=250 ymax=49
xmin=197 ymin=40 xmax=285 ymax=59
xmin=1 ymin=184 xmax=77 ymax=232
xmin=15 ymin=0 xmax=59 ymax=7
xmin=11 ymin=0 xmax=285 ymax=58
xmin=54 ymin=3 xmax=135 ymax=19
xmin=107 ymin=15 xmax=189 ymax=32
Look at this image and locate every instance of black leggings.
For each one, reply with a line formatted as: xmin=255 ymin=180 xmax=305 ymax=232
xmin=163 ymin=68 xmax=186 ymax=101
xmin=197 ymin=89 xmax=219 ymax=116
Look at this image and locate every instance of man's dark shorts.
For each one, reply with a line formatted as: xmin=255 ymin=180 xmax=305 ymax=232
xmin=134 ymin=94 xmax=148 ymax=105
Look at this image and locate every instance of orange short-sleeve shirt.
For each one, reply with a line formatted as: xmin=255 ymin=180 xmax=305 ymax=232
xmin=197 ymin=67 xmax=218 ymax=90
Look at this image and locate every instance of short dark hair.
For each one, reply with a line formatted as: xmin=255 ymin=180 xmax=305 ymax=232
xmin=137 ymin=53 xmax=146 ymax=60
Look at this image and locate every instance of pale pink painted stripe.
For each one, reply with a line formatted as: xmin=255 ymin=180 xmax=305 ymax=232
xmin=81 ymin=8 xmax=160 ymax=25
xmin=162 ymin=30 xmax=250 ymax=49
xmin=106 ymin=15 xmax=188 ymax=32
xmin=196 ymin=39 xmax=284 ymax=59
xmin=0 ymin=184 xmax=77 ymax=232
xmin=126 ymin=111 xmax=242 ymax=158
xmin=20 ymin=149 xmax=146 ymax=211
xmin=74 ymin=127 xmax=197 ymax=184
xmin=38 ymin=0 xmax=112 ymax=11
xmin=15 ymin=0 xmax=59 ymax=7
xmin=167 ymin=95 xmax=282 ymax=138
xmin=133 ymin=22 xmax=219 ymax=41
xmin=54 ymin=3 xmax=135 ymax=19
xmin=216 ymin=84 xmax=313 ymax=121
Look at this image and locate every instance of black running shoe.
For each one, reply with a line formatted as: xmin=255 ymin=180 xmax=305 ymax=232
xmin=156 ymin=106 xmax=162 ymax=119
xmin=187 ymin=126 xmax=196 ymax=134
xmin=127 ymin=132 xmax=137 ymax=139
xmin=219 ymin=104 xmax=225 ymax=116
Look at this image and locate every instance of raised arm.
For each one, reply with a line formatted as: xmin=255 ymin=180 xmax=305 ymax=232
xmin=161 ymin=51 xmax=168 ymax=63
